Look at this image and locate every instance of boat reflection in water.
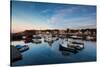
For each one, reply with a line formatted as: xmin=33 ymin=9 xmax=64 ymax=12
xmin=45 ymin=40 xmax=55 ymax=47
xmin=60 ymin=51 xmax=72 ymax=56
xmin=11 ymin=36 xmax=96 ymax=66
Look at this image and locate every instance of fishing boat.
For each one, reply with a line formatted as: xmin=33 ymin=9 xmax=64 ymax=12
xmin=59 ymin=40 xmax=78 ymax=53
xmin=70 ymin=35 xmax=83 ymax=39
xmin=67 ymin=40 xmax=84 ymax=50
xmin=86 ymin=36 xmax=96 ymax=41
xmin=59 ymin=44 xmax=78 ymax=53
xmin=32 ymin=35 xmax=42 ymax=44
xmin=59 ymin=37 xmax=84 ymax=53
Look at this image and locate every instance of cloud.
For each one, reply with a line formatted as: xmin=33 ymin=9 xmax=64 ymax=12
xmin=49 ymin=7 xmax=74 ymax=23
xmin=41 ymin=9 xmax=51 ymax=14
xmin=48 ymin=6 xmax=96 ymax=29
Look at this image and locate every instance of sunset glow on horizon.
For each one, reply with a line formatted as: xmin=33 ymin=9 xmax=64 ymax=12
xmin=11 ymin=1 xmax=96 ymax=33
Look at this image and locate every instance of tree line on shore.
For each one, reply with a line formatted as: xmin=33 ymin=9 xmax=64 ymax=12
xmin=11 ymin=28 xmax=96 ymax=41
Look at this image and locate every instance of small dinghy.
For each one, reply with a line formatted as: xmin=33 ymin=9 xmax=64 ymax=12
xmin=15 ymin=45 xmax=29 ymax=52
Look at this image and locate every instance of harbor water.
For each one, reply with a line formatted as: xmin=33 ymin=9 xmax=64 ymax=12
xmin=11 ymin=38 xmax=96 ymax=66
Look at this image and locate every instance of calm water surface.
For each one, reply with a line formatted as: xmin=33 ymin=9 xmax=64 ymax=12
xmin=11 ymin=38 xmax=96 ymax=66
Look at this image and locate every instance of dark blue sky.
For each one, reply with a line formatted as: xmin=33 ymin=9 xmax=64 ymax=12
xmin=11 ymin=1 xmax=96 ymax=32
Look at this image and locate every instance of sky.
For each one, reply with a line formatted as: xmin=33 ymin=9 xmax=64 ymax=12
xmin=11 ymin=1 xmax=96 ymax=33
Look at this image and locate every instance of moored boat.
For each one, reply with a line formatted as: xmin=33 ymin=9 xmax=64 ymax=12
xmin=59 ymin=44 xmax=78 ymax=53
xmin=32 ymin=35 xmax=42 ymax=44
xmin=67 ymin=40 xmax=84 ymax=50
xmin=15 ymin=45 xmax=29 ymax=52
xmin=70 ymin=35 xmax=83 ymax=39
